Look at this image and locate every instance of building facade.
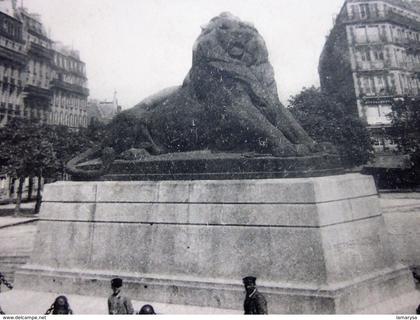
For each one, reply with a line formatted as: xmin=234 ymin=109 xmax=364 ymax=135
xmin=0 ymin=0 xmax=89 ymax=129
xmin=0 ymin=9 xmax=26 ymax=126
xmin=87 ymin=91 xmax=121 ymax=124
xmin=319 ymin=0 xmax=420 ymax=154
xmin=19 ymin=8 xmax=53 ymax=124
xmin=0 ymin=1 xmax=89 ymax=201
xmin=50 ymin=43 xmax=89 ymax=128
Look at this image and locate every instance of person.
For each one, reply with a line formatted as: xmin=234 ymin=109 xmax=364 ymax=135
xmin=138 ymin=304 xmax=156 ymax=314
xmin=45 ymin=296 xmax=73 ymax=314
xmin=108 ymin=278 xmax=134 ymax=315
xmin=416 ymin=304 xmax=420 ymax=315
xmin=243 ymin=276 xmax=268 ymax=314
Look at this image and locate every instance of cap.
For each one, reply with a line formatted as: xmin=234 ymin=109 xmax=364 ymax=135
xmin=139 ymin=304 xmax=156 ymax=314
xmin=242 ymin=276 xmax=257 ymax=285
xmin=111 ymin=278 xmax=123 ymax=288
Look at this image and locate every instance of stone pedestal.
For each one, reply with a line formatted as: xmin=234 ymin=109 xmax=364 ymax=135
xmin=14 ymin=174 xmax=419 ymax=314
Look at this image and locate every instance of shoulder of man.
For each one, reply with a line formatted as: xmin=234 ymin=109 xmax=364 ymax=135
xmin=121 ymin=294 xmax=131 ymax=301
xmin=254 ymin=291 xmax=267 ymax=306
xmin=255 ymin=291 xmax=266 ymax=301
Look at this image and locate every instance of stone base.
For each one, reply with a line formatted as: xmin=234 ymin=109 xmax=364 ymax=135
xmin=76 ymin=152 xmax=342 ymax=181
xmin=14 ymin=174 xmax=420 ymax=314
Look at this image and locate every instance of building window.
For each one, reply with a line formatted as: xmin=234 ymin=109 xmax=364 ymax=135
xmin=375 ymin=76 xmax=387 ymax=94
xmin=367 ymin=26 xmax=380 ymax=42
xmin=373 ymin=49 xmax=384 ymax=60
xmin=366 ymin=105 xmax=392 ymax=125
xmin=361 ymin=77 xmax=375 ymax=95
xmin=354 ymin=26 xmax=367 ymax=43
xmin=360 ymin=4 xmax=370 ymax=19
xmin=361 ymin=48 xmax=371 ymax=61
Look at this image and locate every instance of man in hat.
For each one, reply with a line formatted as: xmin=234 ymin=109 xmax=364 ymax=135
xmin=243 ymin=276 xmax=268 ymax=314
xmin=108 ymin=278 xmax=134 ymax=315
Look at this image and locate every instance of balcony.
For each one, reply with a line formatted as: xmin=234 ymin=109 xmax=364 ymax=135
xmin=355 ymin=60 xmax=392 ymax=71
xmin=361 ymin=95 xmax=395 ymax=105
xmin=50 ymin=79 xmax=89 ymax=97
xmin=28 ymin=42 xmax=53 ymax=61
xmin=401 ymin=39 xmax=420 ymax=52
xmin=23 ymin=85 xmax=52 ymax=100
xmin=0 ymin=45 xmax=27 ymax=66
xmin=53 ymin=65 xmax=88 ymax=79
xmin=342 ymin=10 xmax=420 ymax=31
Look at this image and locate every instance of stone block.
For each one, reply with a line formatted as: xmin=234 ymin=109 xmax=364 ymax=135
xmin=14 ymin=174 xmax=419 ymax=314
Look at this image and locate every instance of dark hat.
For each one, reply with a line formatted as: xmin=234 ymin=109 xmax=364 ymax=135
xmin=242 ymin=276 xmax=257 ymax=285
xmin=139 ymin=304 xmax=156 ymax=314
xmin=111 ymin=278 xmax=123 ymax=288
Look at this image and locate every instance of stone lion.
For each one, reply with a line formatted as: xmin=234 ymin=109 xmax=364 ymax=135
xmin=104 ymin=12 xmax=322 ymax=157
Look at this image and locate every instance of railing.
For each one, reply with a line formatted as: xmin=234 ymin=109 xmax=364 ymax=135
xmin=355 ymin=60 xmax=392 ymax=71
xmin=50 ymin=79 xmax=89 ymax=96
xmin=23 ymin=85 xmax=52 ymax=100
xmin=401 ymin=38 xmax=420 ymax=52
xmin=53 ymin=65 xmax=87 ymax=79
xmin=342 ymin=9 xmax=420 ymax=31
xmin=28 ymin=42 xmax=53 ymax=60
xmin=0 ymin=45 xmax=27 ymax=66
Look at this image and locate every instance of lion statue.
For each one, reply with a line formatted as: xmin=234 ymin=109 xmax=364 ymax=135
xmin=68 ymin=13 xmax=332 ymax=178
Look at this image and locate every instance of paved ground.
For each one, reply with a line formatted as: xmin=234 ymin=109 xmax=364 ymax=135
xmin=0 ymin=290 xmax=239 ymax=314
xmin=379 ymin=192 xmax=420 ymax=214
xmin=0 ymin=202 xmax=36 ymax=217
xmin=0 ymin=221 xmax=37 ymax=257
xmin=0 ymin=217 xmax=38 ymax=229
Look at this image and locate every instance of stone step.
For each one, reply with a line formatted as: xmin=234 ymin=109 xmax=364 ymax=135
xmin=0 ymin=272 xmax=14 ymax=285
xmin=0 ymin=255 xmax=30 ymax=285
xmin=0 ymin=256 xmax=29 ymax=263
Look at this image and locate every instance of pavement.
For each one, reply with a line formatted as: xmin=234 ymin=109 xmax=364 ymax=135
xmin=0 ymin=221 xmax=37 ymax=257
xmin=379 ymin=192 xmax=420 ymax=213
xmin=0 ymin=216 xmax=38 ymax=229
xmin=0 ymin=289 xmax=239 ymax=314
xmin=0 ymin=202 xmax=36 ymax=217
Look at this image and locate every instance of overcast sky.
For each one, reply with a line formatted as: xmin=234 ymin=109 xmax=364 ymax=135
xmin=23 ymin=0 xmax=344 ymax=108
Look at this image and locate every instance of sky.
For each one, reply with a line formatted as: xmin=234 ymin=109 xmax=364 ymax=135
xmin=23 ymin=0 xmax=344 ymax=109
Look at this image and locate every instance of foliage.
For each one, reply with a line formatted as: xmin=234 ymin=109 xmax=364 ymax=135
xmin=288 ymin=86 xmax=374 ymax=168
xmin=0 ymin=119 xmax=106 ymax=179
xmin=0 ymin=119 xmax=58 ymax=179
xmin=389 ymin=97 xmax=420 ymax=169
xmin=0 ymin=118 xmax=106 ymax=212
xmin=46 ymin=121 xmax=106 ymax=179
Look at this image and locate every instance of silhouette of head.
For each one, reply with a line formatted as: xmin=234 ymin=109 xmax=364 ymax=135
xmin=139 ymin=304 xmax=156 ymax=314
xmin=51 ymin=295 xmax=71 ymax=314
xmin=111 ymin=277 xmax=123 ymax=294
xmin=243 ymin=276 xmax=257 ymax=294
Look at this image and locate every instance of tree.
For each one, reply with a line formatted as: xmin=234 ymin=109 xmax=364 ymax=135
xmin=288 ymin=87 xmax=374 ymax=168
xmin=0 ymin=119 xmax=58 ymax=215
xmin=0 ymin=119 xmax=106 ymax=214
xmin=389 ymin=97 xmax=420 ymax=181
